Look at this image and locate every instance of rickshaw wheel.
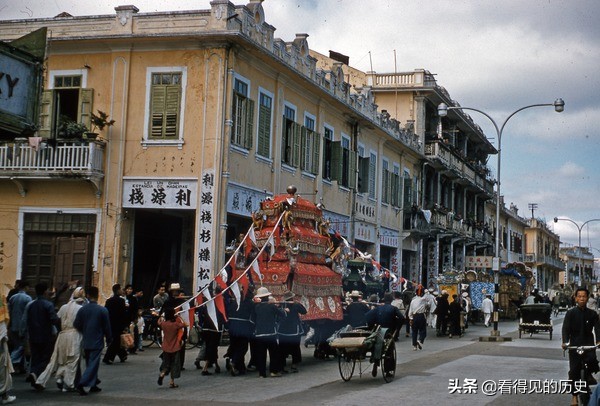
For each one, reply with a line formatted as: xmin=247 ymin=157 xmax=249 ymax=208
xmin=338 ymin=351 xmax=356 ymax=382
xmin=381 ymin=341 xmax=397 ymax=383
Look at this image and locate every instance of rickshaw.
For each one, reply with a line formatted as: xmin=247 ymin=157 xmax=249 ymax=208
xmin=329 ymin=325 xmax=397 ymax=383
xmin=518 ymin=303 xmax=553 ymax=339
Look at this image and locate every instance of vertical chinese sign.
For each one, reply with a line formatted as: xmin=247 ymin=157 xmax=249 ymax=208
xmin=197 ymin=170 xmax=215 ymax=292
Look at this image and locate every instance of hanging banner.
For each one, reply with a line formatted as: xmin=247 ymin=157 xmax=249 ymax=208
xmin=196 ymin=170 xmax=215 ymax=292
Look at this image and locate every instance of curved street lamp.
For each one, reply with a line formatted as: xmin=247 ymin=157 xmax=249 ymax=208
xmin=438 ymin=98 xmax=564 ymax=337
xmin=553 ymin=217 xmax=600 ymax=285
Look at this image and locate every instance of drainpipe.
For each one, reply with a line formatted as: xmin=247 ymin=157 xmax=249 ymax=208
xmin=216 ymin=46 xmax=233 ymax=273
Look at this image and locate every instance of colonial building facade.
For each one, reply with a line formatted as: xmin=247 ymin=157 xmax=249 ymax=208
xmin=1 ymin=1 xmax=543 ymax=298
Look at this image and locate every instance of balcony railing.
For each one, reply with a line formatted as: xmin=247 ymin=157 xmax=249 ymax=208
xmin=0 ymin=139 xmax=105 ymax=195
xmin=524 ymin=253 xmax=564 ymax=269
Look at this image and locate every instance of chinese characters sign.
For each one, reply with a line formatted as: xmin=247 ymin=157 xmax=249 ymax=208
xmin=226 ymin=183 xmax=268 ymax=217
xmin=466 ymin=256 xmax=493 ymax=269
xmin=197 ymin=170 xmax=215 ymax=292
xmin=322 ymin=210 xmax=349 ymax=237
xmin=354 ymin=221 xmax=375 ymax=243
xmin=379 ymin=227 xmax=399 ymax=247
xmin=122 ymin=179 xmax=197 ymax=209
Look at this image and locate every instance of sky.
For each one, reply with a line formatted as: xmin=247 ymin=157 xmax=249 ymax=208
xmin=2 ymin=0 xmax=600 ymax=255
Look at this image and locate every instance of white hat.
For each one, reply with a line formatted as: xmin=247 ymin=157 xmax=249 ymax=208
xmin=433 ymin=291 xmax=439 ymax=296
xmin=462 ymin=292 xmax=468 ymax=297
xmin=350 ymin=290 xmax=361 ymax=298
xmin=255 ymin=286 xmax=272 ymax=298
xmin=169 ymin=283 xmax=181 ymax=291
xmin=441 ymin=290 xmax=448 ymax=295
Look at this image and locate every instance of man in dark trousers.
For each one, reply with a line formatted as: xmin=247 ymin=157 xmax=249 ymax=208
xmin=562 ymin=287 xmax=600 ymax=406
xmin=103 ymin=284 xmax=128 ymax=364
xmin=24 ymin=282 xmax=60 ymax=385
xmin=74 ymin=286 xmax=112 ymax=396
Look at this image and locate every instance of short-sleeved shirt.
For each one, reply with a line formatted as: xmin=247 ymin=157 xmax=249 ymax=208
xmin=159 ymin=318 xmax=185 ymax=353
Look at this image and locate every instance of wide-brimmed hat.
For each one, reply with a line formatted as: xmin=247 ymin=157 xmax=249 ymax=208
xmin=283 ymin=291 xmax=295 ymax=301
xmin=255 ymin=287 xmax=272 ymax=298
xmin=169 ymin=283 xmax=181 ymax=291
xmin=350 ymin=290 xmax=361 ymax=298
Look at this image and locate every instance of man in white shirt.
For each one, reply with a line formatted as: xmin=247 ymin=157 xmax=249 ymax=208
xmin=408 ymin=286 xmax=430 ymax=351
xmin=481 ymin=294 xmax=493 ymax=327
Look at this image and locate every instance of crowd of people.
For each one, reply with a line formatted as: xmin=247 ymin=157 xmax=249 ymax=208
xmin=2 ymin=276 xmax=569 ymax=402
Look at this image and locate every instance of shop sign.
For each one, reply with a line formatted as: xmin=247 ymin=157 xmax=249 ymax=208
xmin=379 ymin=227 xmax=399 ymax=247
xmin=354 ymin=221 xmax=375 ymax=243
xmin=322 ymin=210 xmax=349 ymax=237
xmin=227 ymin=182 xmax=268 ymax=217
xmin=197 ymin=170 xmax=215 ymax=292
xmin=123 ymin=178 xmax=197 ymax=209
xmin=466 ymin=256 xmax=493 ymax=269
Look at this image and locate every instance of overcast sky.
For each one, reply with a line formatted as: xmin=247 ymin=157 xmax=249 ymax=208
xmin=2 ymin=0 xmax=600 ymax=257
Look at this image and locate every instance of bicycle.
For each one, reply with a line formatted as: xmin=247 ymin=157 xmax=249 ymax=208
xmin=141 ymin=309 xmax=162 ymax=348
xmin=563 ymin=344 xmax=599 ymax=406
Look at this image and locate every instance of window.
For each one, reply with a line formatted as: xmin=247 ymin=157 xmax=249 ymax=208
xmin=301 ymin=114 xmax=320 ymax=175
xmin=231 ymin=77 xmax=254 ymax=149
xmin=391 ymin=164 xmax=401 ymax=207
xmin=282 ymin=104 xmax=300 ymax=167
xmin=357 ymin=143 xmax=370 ymax=194
xmin=331 ymin=134 xmax=356 ymax=189
xmin=381 ymin=159 xmax=390 ymax=204
xmin=256 ymin=90 xmax=273 ymax=158
xmin=322 ymin=125 xmax=334 ymax=180
xmin=403 ymin=169 xmax=412 ymax=206
xmin=368 ymin=152 xmax=377 ymax=199
xmin=39 ymin=70 xmax=92 ymax=138
xmin=150 ymin=72 xmax=182 ymax=139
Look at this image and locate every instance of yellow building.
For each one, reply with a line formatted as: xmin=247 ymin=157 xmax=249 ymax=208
xmin=524 ymin=218 xmax=563 ymax=290
xmin=0 ymin=1 xmax=427 ymax=299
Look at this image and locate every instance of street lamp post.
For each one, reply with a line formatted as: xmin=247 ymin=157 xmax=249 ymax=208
xmin=553 ymin=217 xmax=600 ymax=286
xmin=438 ymin=98 xmax=564 ymax=337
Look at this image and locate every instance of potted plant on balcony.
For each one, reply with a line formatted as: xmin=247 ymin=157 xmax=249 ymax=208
xmin=57 ymin=117 xmax=89 ymax=140
xmin=88 ymin=110 xmax=115 ymax=140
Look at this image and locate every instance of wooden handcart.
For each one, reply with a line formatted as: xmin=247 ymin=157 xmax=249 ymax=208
xmin=329 ymin=326 xmax=397 ymax=383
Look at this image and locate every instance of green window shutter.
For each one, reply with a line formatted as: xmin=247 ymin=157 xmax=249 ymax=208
xmin=300 ymin=126 xmax=307 ymax=170
xmin=330 ymin=141 xmax=343 ymax=183
xmin=150 ymin=85 xmax=166 ymax=139
xmin=244 ymin=98 xmax=254 ymax=149
xmin=382 ymin=171 xmax=389 ymax=204
xmin=292 ymin=122 xmax=302 ymax=167
xmin=358 ymin=157 xmax=370 ymax=194
xmin=403 ymin=176 xmax=412 ymax=206
xmin=39 ymin=90 xmax=53 ymax=138
xmin=164 ymin=85 xmax=181 ymax=138
xmin=257 ymin=104 xmax=271 ymax=157
xmin=312 ymin=132 xmax=321 ymax=175
xmin=78 ymin=88 xmax=94 ymax=129
xmin=348 ymin=150 xmax=357 ymax=189
xmin=391 ymin=173 xmax=400 ymax=206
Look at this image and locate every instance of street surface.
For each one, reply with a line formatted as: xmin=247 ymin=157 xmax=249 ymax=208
xmin=10 ymin=314 xmax=573 ymax=405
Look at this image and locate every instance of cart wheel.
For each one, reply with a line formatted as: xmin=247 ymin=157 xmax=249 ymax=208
xmin=381 ymin=341 xmax=397 ymax=383
xmin=338 ymin=352 xmax=355 ymax=382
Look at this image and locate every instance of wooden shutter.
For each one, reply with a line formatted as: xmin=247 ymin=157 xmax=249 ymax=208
xmin=358 ymin=156 xmax=370 ymax=194
xmin=78 ymin=88 xmax=94 ymax=129
xmin=330 ymin=141 xmax=343 ymax=183
xmin=347 ymin=150 xmax=357 ymax=189
xmin=38 ymin=90 xmax=53 ymax=138
xmin=390 ymin=173 xmax=400 ymax=206
xmin=150 ymin=85 xmax=166 ymax=138
xmin=312 ymin=132 xmax=321 ymax=175
xmin=244 ymin=98 xmax=255 ymax=149
xmin=257 ymin=103 xmax=271 ymax=157
xmin=382 ymin=171 xmax=390 ymax=204
xmin=292 ymin=122 xmax=302 ymax=167
xmin=403 ymin=175 xmax=412 ymax=206
xmin=164 ymin=85 xmax=181 ymax=138
xmin=300 ymin=126 xmax=308 ymax=170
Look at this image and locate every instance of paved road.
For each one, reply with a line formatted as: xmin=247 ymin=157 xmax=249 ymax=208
xmin=10 ymin=313 xmax=574 ymax=405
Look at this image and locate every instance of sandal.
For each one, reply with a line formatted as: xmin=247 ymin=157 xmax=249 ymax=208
xmin=169 ymin=383 xmax=179 ymax=389
xmin=157 ymin=375 xmax=164 ymax=386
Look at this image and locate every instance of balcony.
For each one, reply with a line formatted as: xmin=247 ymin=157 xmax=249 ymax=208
xmin=0 ymin=139 xmax=105 ymax=196
xmin=425 ymin=141 xmax=494 ymax=196
xmin=524 ymin=253 xmax=564 ymax=270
